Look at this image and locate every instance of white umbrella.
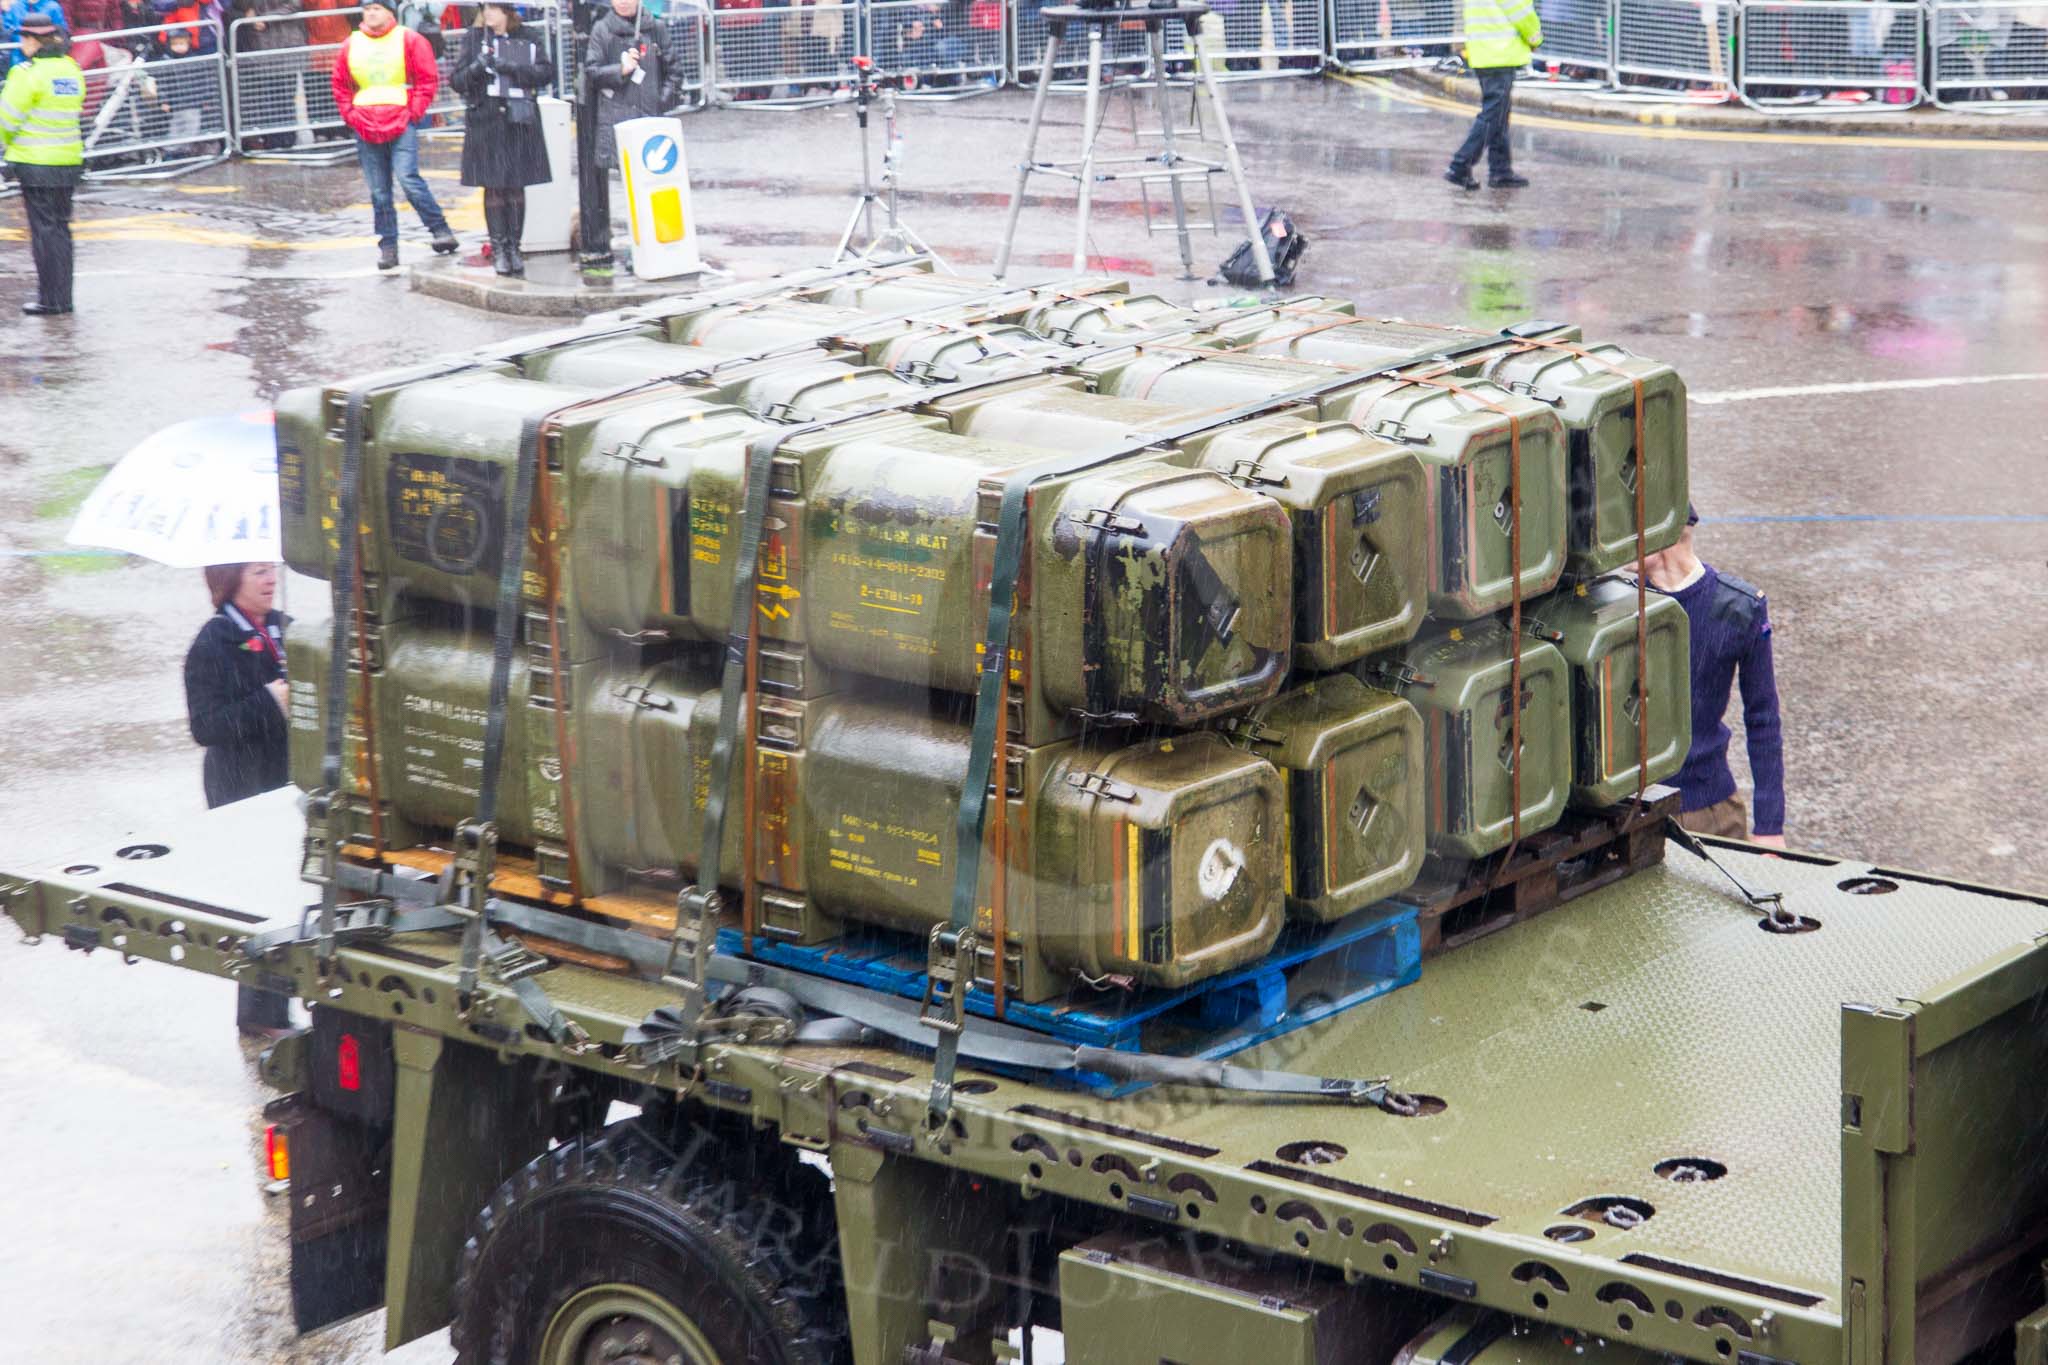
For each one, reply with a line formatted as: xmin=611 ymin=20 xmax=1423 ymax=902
xmin=67 ymin=412 xmax=282 ymax=568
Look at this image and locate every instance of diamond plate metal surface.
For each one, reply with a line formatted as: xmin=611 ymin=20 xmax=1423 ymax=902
xmin=1035 ymin=845 xmax=2048 ymax=1304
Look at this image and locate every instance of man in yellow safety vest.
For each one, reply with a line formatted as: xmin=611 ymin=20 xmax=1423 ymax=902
xmin=331 ymin=0 xmax=460 ymax=270
xmin=0 ymin=10 xmax=83 ymax=315
xmin=1445 ymin=0 xmax=1541 ymax=191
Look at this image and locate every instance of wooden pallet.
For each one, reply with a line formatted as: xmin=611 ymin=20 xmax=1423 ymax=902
xmin=1393 ymin=785 xmax=1679 ymax=958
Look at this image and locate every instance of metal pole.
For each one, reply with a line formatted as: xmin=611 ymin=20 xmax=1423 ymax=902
xmin=1071 ymin=25 xmax=1106 ymax=272
xmin=1147 ymin=22 xmax=1197 ymax=279
xmin=993 ymin=21 xmax=1062 ymax=279
xmin=1195 ymin=37 xmax=1275 ymax=284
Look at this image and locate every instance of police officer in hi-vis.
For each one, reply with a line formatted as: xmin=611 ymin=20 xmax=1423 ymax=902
xmin=1 ymin=10 xmax=84 ymax=316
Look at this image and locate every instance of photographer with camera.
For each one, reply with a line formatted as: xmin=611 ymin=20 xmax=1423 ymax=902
xmin=578 ymin=0 xmax=673 ymax=269
xmin=451 ymin=1 xmax=552 ymax=278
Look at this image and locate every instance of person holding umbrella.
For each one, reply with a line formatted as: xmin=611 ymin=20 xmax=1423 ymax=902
xmin=184 ymin=561 xmax=295 ymax=1034
xmin=1 ymin=9 xmax=84 ymax=317
xmin=65 ymin=411 xmax=296 ymax=1032
xmin=450 ymin=0 xmax=553 ymax=278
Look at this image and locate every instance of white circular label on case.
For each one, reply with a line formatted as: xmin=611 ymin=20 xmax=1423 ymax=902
xmin=1199 ymin=838 xmax=1246 ymax=900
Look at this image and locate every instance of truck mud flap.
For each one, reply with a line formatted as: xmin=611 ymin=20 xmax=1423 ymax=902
xmin=269 ymin=1092 xmax=392 ymax=1333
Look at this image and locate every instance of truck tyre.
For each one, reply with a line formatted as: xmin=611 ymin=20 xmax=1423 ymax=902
xmin=452 ymin=1122 xmax=846 ymax=1365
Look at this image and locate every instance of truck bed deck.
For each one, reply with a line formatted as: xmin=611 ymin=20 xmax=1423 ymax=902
xmin=11 ymin=789 xmax=2048 ymax=1365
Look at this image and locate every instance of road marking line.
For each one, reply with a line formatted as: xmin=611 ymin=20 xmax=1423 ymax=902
xmin=1705 ymin=513 xmax=2048 ymax=524
xmin=1692 ymin=373 xmax=2048 ymax=404
xmin=1332 ymin=73 xmax=2048 ymax=152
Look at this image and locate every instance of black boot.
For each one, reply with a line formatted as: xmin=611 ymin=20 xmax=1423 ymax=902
xmin=502 ymin=192 xmax=527 ymax=278
xmin=484 ymin=196 xmax=514 ymax=276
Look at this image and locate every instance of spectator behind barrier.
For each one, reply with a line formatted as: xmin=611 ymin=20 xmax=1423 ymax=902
xmin=151 ymin=0 xmax=218 ymax=52
xmin=63 ymin=0 xmax=122 ymax=34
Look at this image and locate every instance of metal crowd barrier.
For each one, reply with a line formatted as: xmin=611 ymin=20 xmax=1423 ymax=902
xmin=1739 ymin=0 xmax=1925 ymax=109
xmin=1613 ymin=0 xmax=1734 ymax=90
xmin=1329 ymin=0 xmax=1463 ymax=71
xmin=8 ymin=0 xmax=2040 ymax=194
xmin=560 ymin=4 xmax=709 ymax=111
xmin=1927 ymin=0 xmax=2048 ymax=109
xmin=228 ymin=6 xmax=469 ymax=155
xmin=1527 ymin=0 xmax=1614 ymax=80
xmin=60 ymin=20 xmax=233 ymax=178
xmin=706 ymin=0 xmax=856 ymax=104
xmin=1173 ymin=0 xmax=1324 ymax=77
xmin=1010 ymin=0 xmax=1154 ymax=84
xmin=867 ymin=0 xmax=1006 ymax=94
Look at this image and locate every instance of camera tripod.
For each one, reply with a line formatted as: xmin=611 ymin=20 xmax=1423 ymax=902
xmin=833 ymin=58 xmax=949 ymax=268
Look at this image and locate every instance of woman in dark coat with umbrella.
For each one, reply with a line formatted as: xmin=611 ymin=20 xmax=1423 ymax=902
xmin=450 ymin=1 xmax=553 ymax=277
xmin=184 ymin=560 xmax=294 ymax=1033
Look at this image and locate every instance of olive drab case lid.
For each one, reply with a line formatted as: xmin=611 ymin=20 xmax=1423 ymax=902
xmin=1479 ymin=342 xmax=1689 ymax=577
xmin=1179 ymin=418 xmax=1429 ymax=668
xmin=1222 ymin=673 xmax=1427 ymax=922
xmin=1529 ymin=576 xmax=1691 ymax=808
xmin=1372 ymin=621 xmax=1572 ymax=862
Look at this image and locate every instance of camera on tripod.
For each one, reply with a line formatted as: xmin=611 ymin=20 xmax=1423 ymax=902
xmin=848 ymin=55 xmax=920 ymax=96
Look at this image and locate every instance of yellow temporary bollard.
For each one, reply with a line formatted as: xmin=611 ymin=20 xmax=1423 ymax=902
xmin=615 ymin=116 xmax=704 ymax=281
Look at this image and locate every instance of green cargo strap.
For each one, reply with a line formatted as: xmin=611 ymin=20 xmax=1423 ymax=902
xmin=927 ymin=324 xmax=1543 ymax=1128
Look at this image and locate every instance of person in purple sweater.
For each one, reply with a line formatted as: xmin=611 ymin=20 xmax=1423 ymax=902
xmin=1641 ymin=505 xmax=1787 ymax=848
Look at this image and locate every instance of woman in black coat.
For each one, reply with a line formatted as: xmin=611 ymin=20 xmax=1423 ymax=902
xmin=184 ymin=560 xmax=293 ymax=1033
xmin=450 ymin=2 xmax=554 ymax=278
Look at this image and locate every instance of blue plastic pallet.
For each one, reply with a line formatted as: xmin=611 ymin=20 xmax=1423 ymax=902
xmin=717 ymin=904 xmax=1421 ymax=1095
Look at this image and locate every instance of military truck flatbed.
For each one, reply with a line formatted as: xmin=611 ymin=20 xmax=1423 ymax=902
xmin=11 ymin=789 xmax=2048 ymax=1365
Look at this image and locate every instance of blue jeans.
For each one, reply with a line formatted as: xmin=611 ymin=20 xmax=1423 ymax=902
xmin=1450 ymin=68 xmax=1517 ymax=179
xmin=355 ymin=122 xmax=451 ymax=248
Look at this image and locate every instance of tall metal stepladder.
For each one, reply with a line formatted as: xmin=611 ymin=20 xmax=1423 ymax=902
xmin=993 ymin=0 xmax=1275 ymax=284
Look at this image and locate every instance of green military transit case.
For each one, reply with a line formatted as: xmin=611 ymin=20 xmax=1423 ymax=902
xmin=1370 ymin=620 xmax=1572 ymax=861
xmin=1219 ymin=673 xmax=1426 ymax=922
xmin=288 ymin=623 xmax=1287 ymax=1000
xmin=1088 ymin=357 xmax=1570 ymax=622
xmin=1478 ymin=342 xmax=1689 ymax=576
xmin=276 ymin=370 xmax=1295 ymax=740
xmin=1531 ymin=576 xmax=1691 ymax=807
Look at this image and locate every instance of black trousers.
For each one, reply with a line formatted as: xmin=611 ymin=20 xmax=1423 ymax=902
xmin=575 ymin=105 xmax=612 ymax=260
xmin=23 ymin=184 xmax=75 ymax=310
xmin=1450 ymin=68 xmax=1517 ymax=178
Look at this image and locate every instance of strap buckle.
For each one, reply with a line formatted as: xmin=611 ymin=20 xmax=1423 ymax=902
xmin=1064 ymin=770 xmax=1138 ymax=803
xmin=1218 ymin=716 xmax=1284 ymax=749
xmin=449 ymin=819 xmax=498 ymax=1002
xmin=1367 ymin=662 xmax=1432 ymax=692
xmin=918 ymin=925 xmax=979 ymax=1039
xmin=1074 ymin=506 xmax=1146 ymax=536
xmin=605 ymin=440 xmax=667 ymax=468
xmin=1224 ymin=457 xmax=1286 ymax=490
xmin=660 ymin=885 xmax=721 ymax=1032
xmin=1499 ymin=378 xmax=1562 ymax=406
xmin=1370 ymin=418 xmax=1433 ymax=446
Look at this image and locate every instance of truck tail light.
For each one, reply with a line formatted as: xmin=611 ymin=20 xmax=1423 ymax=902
xmin=337 ymin=1032 xmax=361 ymax=1092
xmin=265 ymin=1125 xmax=290 ymax=1182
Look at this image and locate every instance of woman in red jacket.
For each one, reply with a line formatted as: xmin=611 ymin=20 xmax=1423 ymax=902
xmin=330 ymin=0 xmax=457 ymax=270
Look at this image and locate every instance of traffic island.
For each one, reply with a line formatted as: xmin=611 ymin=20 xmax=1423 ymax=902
xmin=407 ymin=249 xmax=695 ymax=317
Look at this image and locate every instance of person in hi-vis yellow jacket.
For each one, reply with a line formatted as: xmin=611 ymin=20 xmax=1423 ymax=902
xmin=1446 ymin=0 xmax=1541 ymax=190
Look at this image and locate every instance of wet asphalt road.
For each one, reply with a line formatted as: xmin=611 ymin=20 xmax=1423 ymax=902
xmin=1 ymin=77 xmax=2045 ymax=1363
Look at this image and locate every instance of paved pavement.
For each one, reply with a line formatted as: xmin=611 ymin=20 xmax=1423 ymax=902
xmin=1 ymin=78 xmax=2044 ymax=1363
